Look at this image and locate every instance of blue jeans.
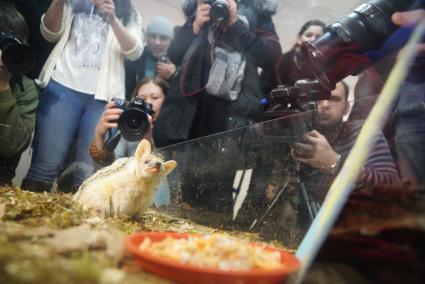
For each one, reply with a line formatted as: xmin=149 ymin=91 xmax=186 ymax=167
xmin=25 ymin=80 xmax=106 ymax=187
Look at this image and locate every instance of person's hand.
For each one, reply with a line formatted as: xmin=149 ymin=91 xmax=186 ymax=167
xmin=94 ymin=101 xmax=123 ymax=139
xmin=392 ymin=9 xmax=425 ymax=27
xmin=156 ymin=62 xmax=177 ymax=80
xmin=193 ymin=0 xmax=211 ymax=34
xmin=0 ymin=51 xmax=11 ymax=92
xmin=92 ymin=0 xmax=117 ymax=24
xmin=221 ymin=0 xmax=238 ymax=30
xmin=391 ymin=9 xmax=425 ymax=60
xmin=143 ymin=114 xmax=154 ymax=141
xmin=292 ymin=130 xmax=339 ymax=172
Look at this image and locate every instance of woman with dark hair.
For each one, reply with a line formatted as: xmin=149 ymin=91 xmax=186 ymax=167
xmin=22 ymin=0 xmax=143 ymax=192
xmin=90 ymin=76 xmax=169 ymax=163
xmin=274 ymin=19 xmax=326 ymax=88
xmin=88 ymin=77 xmax=170 ymax=206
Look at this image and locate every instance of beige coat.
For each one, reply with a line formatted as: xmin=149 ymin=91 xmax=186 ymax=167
xmin=36 ymin=4 xmax=143 ymax=101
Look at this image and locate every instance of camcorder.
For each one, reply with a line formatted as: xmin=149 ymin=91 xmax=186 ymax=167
xmin=204 ymin=0 xmax=230 ymax=23
xmin=301 ymin=0 xmax=417 ymax=91
xmin=263 ymin=79 xmax=329 ymax=117
xmin=112 ymin=97 xmax=155 ymax=142
xmin=0 ymin=31 xmax=36 ymax=75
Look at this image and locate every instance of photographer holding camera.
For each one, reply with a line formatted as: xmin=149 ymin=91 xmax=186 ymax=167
xmin=0 ymin=2 xmax=39 ymax=186
xmin=154 ymin=0 xmax=281 ymax=146
xmin=89 ymin=77 xmax=168 ymax=164
xmin=125 ymin=16 xmax=176 ymax=100
xmin=292 ymin=81 xmax=399 ymax=197
xmin=88 ymin=77 xmax=170 ymax=205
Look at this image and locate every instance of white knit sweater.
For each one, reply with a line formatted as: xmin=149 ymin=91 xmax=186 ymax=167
xmin=36 ymin=4 xmax=144 ymax=102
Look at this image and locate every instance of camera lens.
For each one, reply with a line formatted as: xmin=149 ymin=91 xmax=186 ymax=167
xmin=208 ymin=0 xmax=230 ymax=23
xmin=2 ymin=43 xmax=36 ymax=75
xmin=118 ymin=109 xmax=150 ymax=142
xmin=301 ymin=0 xmax=415 ymax=91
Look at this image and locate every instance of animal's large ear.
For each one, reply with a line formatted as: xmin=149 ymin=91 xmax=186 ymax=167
xmin=135 ymin=139 xmax=151 ymax=161
xmin=161 ymin=160 xmax=177 ymax=176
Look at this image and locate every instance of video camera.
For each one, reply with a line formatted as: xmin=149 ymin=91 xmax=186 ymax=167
xmin=0 ymin=31 xmax=36 ymax=75
xmin=112 ymin=97 xmax=155 ymax=142
xmin=301 ymin=0 xmax=417 ymax=92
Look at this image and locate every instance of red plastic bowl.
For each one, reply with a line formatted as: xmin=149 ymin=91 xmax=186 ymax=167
xmin=124 ymin=232 xmax=300 ymax=284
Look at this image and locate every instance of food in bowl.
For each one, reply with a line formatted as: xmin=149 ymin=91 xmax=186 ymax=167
xmin=138 ymin=234 xmax=284 ymax=271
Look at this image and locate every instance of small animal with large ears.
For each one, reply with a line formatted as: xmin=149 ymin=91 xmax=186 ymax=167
xmin=73 ymin=139 xmax=177 ymax=218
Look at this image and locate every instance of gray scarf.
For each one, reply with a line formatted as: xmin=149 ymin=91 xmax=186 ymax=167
xmin=205 ymin=16 xmax=248 ymax=101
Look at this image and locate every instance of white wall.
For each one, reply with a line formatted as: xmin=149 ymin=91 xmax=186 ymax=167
xmin=134 ymin=0 xmax=364 ymax=51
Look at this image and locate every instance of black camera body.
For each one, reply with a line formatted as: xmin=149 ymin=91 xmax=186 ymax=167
xmin=112 ymin=97 xmax=155 ymax=142
xmin=301 ymin=0 xmax=416 ymax=91
xmin=204 ymin=0 xmax=230 ymax=23
xmin=158 ymin=53 xmax=168 ymax=63
xmin=0 ymin=31 xmax=36 ymax=75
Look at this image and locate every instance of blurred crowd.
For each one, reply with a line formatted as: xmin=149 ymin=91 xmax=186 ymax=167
xmin=1 ymin=0 xmax=425 ymax=204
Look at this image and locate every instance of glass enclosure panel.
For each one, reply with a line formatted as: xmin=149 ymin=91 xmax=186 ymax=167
xmin=156 ymin=96 xmax=380 ymax=250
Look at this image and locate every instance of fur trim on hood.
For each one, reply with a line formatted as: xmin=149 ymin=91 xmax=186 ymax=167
xmin=182 ymin=0 xmax=278 ymax=18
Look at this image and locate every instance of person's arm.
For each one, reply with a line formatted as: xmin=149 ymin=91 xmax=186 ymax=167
xmin=40 ymin=0 xmax=67 ymax=42
xmin=94 ymin=0 xmax=143 ymax=60
xmin=0 ymin=77 xmax=39 ymax=158
xmin=219 ymin=19 xmax=281 ymax=69
xmin=294 ymin=129 xmax=399 ymax=187
xmin=93 ymin=101 xmax=122 ymax=152
xmin=217 ymin=0 xmax=281 ymax=70
xmin=168 ymin=0 xmax=210 ymax=65
xmin=167 ymin=19 xmax=199 ymax=66
xmin=356 ymin=132 xmax=400 ymax=187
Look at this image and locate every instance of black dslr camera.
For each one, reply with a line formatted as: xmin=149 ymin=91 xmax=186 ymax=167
xmin=0 ymin=31 xmax=36 ymax=75
xmin=204 ymin=0 xmax=230 ymax=23
xmin=112 ymin=97 xmax=155 ymax=142
xmin=301 ymin=0 xmax=416 ymax=91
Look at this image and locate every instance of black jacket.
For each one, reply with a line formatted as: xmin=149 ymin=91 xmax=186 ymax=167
xmin=154 ymin=0 xmax=281 ymax=147
xmin=124 ymin=47 xmax=157 ymax=100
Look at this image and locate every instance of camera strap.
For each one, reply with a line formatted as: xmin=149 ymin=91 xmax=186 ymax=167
xmin=104 ymin=129 xmax=122 ymax=152
xmin=179 ymin=36 xmax=206 ymax=96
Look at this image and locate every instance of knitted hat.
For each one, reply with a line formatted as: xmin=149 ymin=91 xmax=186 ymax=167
xmin=146 ymin=16 xmax=174 ymax=39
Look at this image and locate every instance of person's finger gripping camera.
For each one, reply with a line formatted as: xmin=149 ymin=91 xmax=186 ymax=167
xmin=112 ymin=97 xmax=155 ymax=142
xmin=204 ymin=0 xmax=230 ymax=23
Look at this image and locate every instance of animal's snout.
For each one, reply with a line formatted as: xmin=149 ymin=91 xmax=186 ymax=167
xmin=155 ymin=162 xmax=161 ymax=168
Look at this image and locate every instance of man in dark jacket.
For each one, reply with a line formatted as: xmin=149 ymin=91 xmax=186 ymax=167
xmin=124 ymin=16 xmax=176 ymax=99
xmin=154 ymin=0 xmax=281 ymax=146
xmin=0 ymin=1 xmax=39 ymax=185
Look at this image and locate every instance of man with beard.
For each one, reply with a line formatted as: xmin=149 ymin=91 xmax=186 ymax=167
xmin=293 ymin=81 xmax=399 ymax=200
